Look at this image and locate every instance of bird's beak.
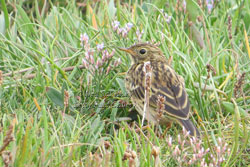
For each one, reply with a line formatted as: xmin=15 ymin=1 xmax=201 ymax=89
xmin=119 ymin=48 xmax=135 ymax=55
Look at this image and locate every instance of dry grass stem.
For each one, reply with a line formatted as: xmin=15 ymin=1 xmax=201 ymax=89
xmin=0 ymin=124 xmax=14 ymax=167
xmin=0 ymin=124 xmax=14 ymax=156
xmin=142 ymin=61 xmax=152 ymax=127
xmin=202 ymin=64 xmax=216 ymax=96
xmin=234 ymin=72 xmax=246 ymax=98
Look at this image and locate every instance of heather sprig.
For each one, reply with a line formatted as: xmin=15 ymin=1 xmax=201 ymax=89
xmin=112 ymin=21 xmax=134 ymax=38
xmin=80 ymin=33 xmax=119 ymax=76
xmin=166 ymin=128 xmax=232 ymax=166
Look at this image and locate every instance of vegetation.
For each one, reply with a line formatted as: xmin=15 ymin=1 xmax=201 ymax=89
xmin=0 ymin=0 xmax=249 ymax=166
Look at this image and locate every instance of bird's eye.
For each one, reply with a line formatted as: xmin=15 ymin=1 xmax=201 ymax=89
xmin=139 ymin=48 xmax=146 ymax=55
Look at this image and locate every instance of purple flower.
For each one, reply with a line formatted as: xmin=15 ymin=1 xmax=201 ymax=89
xmin=164 ymin=13 xmax=172 ymax=23
xmin=197 ymin=147 xmax=205 ymax=158
xmin=121 ymin=28 xmax=128 ymax=38
xmin=112 ymin=20 xmax=120 ymax=31
xmin=126 ymin=22 xmax=133 ymax=31
xmin=166 ymin=135 xmax=172 ymax=147
xmin=206 ymin=0 xmax=214 ymax=13
xmin=173 ymin=145 xmax=180 ymax=157
xmin=106 ymin=66 xmax=111 ymax=75
xmin=90 ymin=55 xmax=95 ymax=64
xmin=183 ymin=0 xmax=186 ymax=12
xmin=207 ymin=4 xmax=213 ymax=13
xmin=85 ymin=52 xmax=90 ymax=60
xmin=82 ymin=59 xmax=89 ymax=68
xmin=103 ymin=50 xmax=109 ymax=57
xmin=95 ymin=58 xmax=102 ymax=69
xmin=219 ymin=157 xmax=224 ymax=163
xmin=102 ymin=55 xmax=106 ymax=62
xmin=80 ymin=33 xmax=89 ymax=45
xmin=85 ymin=49 xmax=94 ymax=60
xmin=109 ymin=49 xmax=115 ymax=58
xmin=97 ymin=43 xmax=104 ymax=51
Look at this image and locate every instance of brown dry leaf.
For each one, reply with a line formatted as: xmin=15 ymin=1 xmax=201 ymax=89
xmin=88 ymin=4 xmax=98 ymax=30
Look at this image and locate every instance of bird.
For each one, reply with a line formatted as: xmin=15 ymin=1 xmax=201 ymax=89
xmin=119 ymin=43 xmax=200 ymax=137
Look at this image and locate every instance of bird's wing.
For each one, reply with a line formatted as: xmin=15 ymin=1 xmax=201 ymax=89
xmin=126 ymin=62 xmax=190 ymax=120
xmin=150 ymin=63 xmax=190 ymax=120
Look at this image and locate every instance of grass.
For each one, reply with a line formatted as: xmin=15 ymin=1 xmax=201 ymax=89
xmin=0 ymin=0 xmax=249 ymax=166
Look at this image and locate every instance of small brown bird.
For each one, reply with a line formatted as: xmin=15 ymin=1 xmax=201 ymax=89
xmin=119 ymin=43 xmax=200 ymax=137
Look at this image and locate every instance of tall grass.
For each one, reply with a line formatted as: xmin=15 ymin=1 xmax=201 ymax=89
xmin=0 ymin=0 xmax=249 ymax=166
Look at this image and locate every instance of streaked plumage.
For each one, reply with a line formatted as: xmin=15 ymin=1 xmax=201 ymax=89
xmin=120 ymin=43 xmax=200 ymax=137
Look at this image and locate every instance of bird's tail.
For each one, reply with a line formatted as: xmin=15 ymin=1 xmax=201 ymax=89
xmin=178 ymin=119 xmax=200 ymax=137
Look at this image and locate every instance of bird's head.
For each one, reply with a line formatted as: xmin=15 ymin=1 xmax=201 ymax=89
xmin=119 ymin=43 xmax=166 ymax=64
